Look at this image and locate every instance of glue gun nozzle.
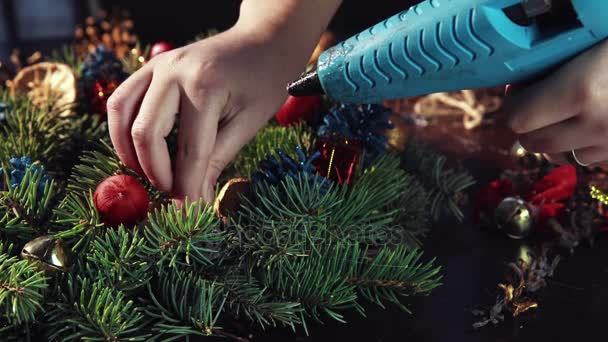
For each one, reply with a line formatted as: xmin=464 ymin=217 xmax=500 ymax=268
xmin=287 ymin=70 xmax=325 ymax=97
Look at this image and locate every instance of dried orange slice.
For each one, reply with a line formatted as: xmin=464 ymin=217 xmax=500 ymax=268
xmin=9 ymin=62 xmax=77 ymax=117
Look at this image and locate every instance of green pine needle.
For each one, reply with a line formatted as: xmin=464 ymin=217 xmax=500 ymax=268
xmin=0 ymin=243 xmax=48 ymax=325
xmin=233 ymin=123 xmax=312 ymax=177
xmin=142 ymin=201 xmax=223 ymax=269
xmin=46 ymin=276 xmax=149 ymax=341
xmin=146 ymin=270 xmax=227 ymax=340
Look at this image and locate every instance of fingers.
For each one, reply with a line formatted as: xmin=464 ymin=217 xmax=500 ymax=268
xmin=505 ymin=41 xmax=608 ymax=168
xmin=172 ymin=89 xmax=225 ymax=204
xmin=201 ymin=112 xmax=267 ymax=202
xmin=131 ymin=73 xmax=180 ymax=192
xmin=518 ymin=116 xmax=604 ymax=154
xmin=504 ymin=42 xmax=608 ymax=134
xmin=504 ymin=70 xmax=579 ymax=134
xmin=570 ymin=146 xmax=608 ymax=166
xmin=107 ymin=62 xmax=155 ymax=174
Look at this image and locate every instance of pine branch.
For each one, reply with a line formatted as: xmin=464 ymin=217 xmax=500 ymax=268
xmin=66 ymin=141 xmax=164 ymax=202
xmin=0 ymin=242 xmax=48 ymax=325
xmin=402 ymin=140 xmax=475 ymax=221
xmin=0 ymin=98 xmax=67 ymax=168
xmin=65 ymin=141 xmax=122 ymax=196
xmin=46 ymin=276 xmax=149 ymax=341
xmin=262 ymin=242 xmax=361 ymax=332
xmin=145 ymin=270 xmax=229 ymax=340
xmin=333 ymin=156 xmax=410 ymax=229
xmin=233 ymin=123 xmax=312 ymax=177
xmin=220 ymin=273 xmax=301 ymax=330
xmin=352 ymin=246 xmax=442 ymax=312
xmin=85 ymin=226 xmax=152 ymax=292
xmin=53 ymin=191 xmax=104 ymax=252
xmin=50 ymin=45 xmax=84 ymax=76
xmin=121 ymin=41 xmax=149 ymax=74
xmin=142 ymin=201 xmax=223 ymax=269
xmin=0 ymin=166 xmax=57 ymax=241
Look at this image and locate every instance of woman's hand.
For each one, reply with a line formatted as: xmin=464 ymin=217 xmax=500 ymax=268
xmin=505 ymin=40 xmax=608 ymax=166
xmin=107 ymin=0 xmax=341 ymax=204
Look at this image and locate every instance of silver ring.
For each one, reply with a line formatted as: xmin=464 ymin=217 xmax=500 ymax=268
xmin=571 ymin=150 xmax=590 ymax=167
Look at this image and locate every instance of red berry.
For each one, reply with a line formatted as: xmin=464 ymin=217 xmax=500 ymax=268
xmin=276 ymin=95 xmax=322 ymax=126
xmin=94 ymin=175 xmax=150 ymax=227
xmin=148 ymin=41 xmax=174 ymax=60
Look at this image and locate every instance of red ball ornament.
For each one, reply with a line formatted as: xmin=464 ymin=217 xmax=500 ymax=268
xmin=275 ymin=95 xmax=322 ymax=126
xmin=94 ymin=175 xmax=150 ymax=227
xmin=148 ymin=41 xmax=174 ymax=60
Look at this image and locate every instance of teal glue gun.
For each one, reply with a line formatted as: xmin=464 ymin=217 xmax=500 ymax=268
xmin=288 ymin=0 xmax=608 ymax=104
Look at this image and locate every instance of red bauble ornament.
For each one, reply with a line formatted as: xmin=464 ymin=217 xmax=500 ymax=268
xmin=276 ymin=95 xmax=322 ymax=126
xmin=313 ymin=136 xmax=361 ymax=185
xmin=89 ymin=79 xmax=120 ymax=115
xmin=148 ymin=41 xmax=174 ymax=60
xmin=94 ymin=175 xmax=150 ymax=227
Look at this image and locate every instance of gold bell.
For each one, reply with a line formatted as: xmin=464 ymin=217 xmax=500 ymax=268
xmin=21 ymin=235 xmax=68 ymax=272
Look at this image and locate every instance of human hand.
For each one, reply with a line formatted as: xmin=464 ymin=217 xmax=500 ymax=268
xmin=106 ymin=2 xmax=337 ymax=204
xmin=505 ymin=40 xmax=608 ymax=166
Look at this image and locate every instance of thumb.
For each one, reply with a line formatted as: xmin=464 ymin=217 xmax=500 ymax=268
xmin=202 ymin=113 xmax=269 ymax=203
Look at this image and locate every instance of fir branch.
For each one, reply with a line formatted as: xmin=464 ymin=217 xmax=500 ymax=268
xmin=385 ymin=175 xmax=431 ymax=248
xmin=65 ymin=141 xmax=122 ymax=196
xmin=0 ymin=98 xmax=68 ymax=167
xmin=402 ymin=140 xmax=475 ymax=221
xmin=50 ymin=45 xmax=84 ymax=76
xmin=66 ymin=141 xmax=164 ymax=202
xmin=142 ymin=201 xmax=223 ymax=269
xmin=145 ymin=270 xmax=230 ymax=341
xmin=221 ymin=273 xmax=301 ymax=330
xmin=0 ymin=167 xmax=57 ymax=241
xmin=121 ymin=41 xmax=150 ymax=74
xmin=233 ymin=123 xmax=312 ymax=177
xmin=333 ymin=156 xmax=409 ymax=228
xmin=46 ymin=276 xmax=149 ymax=341
xmin=352 ymin=246 xmax=442 ymax=312
xmin=262 ymin=242 xmax=361 ymax=332
xmin=0 ymin=243 xmax=48 ymax=325
xmin=85 ymin=226 xmax=152 ymax=292
xmin=53 ymin=191 xmax=104 ymax=252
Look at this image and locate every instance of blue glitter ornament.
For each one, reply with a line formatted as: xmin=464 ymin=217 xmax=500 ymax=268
xmin=318 ymin=104 xmax=394 ymax=159
xmin=0 ymin=157 xmax=51 ymax=196
xmin=252 ymin=147 xmax=331 ymax=195
xmin=80 ymin=45 xmax=128 ymax=81
xmin=79 ymin=45 xmax=128 ymax=114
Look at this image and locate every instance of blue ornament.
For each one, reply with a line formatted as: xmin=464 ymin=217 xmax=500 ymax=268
xmin=0 ymin=102 xmax=9 ymax=122
xmin=252 ymin=147 xmax=331 ymax=195
xmin=79 ymin=45 xmax=128 ymax=114
xmin=80 ymin=45 xmax=128 ymax=82
xmin=0 ymin=157 xmax=51 ymax=196
xmin=318 ymin=104 xmax=394 ymax=160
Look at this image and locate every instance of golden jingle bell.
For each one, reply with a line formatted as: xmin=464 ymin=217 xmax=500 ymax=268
xmin=494 ymin=197 xmax=533 ymax=240
xmin=21 ymin=235 xmax=69 ymax=272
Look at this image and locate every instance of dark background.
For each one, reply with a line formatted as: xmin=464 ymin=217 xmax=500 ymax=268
xmin=0 ymin=0 xmax=414 ymax=63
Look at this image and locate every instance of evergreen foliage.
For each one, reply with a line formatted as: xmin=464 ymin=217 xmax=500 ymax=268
xmin=0 ymin=40 xmax=473 ymax=340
